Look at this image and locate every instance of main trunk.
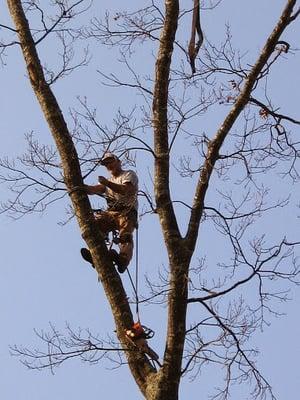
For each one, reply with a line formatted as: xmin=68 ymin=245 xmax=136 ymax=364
xmin=7 ymin=1 xmax=157 ymax=396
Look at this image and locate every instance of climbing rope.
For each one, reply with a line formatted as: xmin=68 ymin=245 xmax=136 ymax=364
xmin=126 ymin=226 xmax=140 ymax=321
xmin=93 ymin=200 xmax=156 ymax=343
xmin=92 ymin=193 xmax=148 ymax=332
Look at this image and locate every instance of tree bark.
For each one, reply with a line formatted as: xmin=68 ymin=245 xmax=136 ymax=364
xmin=152 ymin=1 xmax=192 ymax=398
xmin=185 ymin=0 xmax=298 ymax=252
xmin=6 ymin=0 xmax=156 ymax=396
xmin=6 ymin=0 xmax=299 ymax=398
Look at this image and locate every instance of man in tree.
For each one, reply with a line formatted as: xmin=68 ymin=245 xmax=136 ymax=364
xmin=4 ymin=1 xmax=300 ymax=399
xmin=80 ymin=152 xmax=138 ymax=273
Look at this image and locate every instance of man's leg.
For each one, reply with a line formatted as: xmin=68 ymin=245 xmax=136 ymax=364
xmin=80 ymin=211 xmax=117 ymax=266
xmin=119 ymin=233 xmax=134 ymax=263
xmin=94 ymin=210 xmax=117 ymax=236
xmin=109 ymin=212 xmax=136 ymax=273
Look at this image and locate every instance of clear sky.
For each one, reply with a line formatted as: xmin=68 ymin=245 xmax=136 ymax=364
xmin=1 ymin=1 xmax=299 ymax=399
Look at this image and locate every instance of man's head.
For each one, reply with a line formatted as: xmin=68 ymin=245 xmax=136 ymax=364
xmin=100 ymin=152 xmax=121 ymax=174
xmin=100 ymin=152 xmax=119 ymax=165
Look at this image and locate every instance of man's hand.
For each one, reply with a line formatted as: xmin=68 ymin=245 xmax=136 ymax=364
xmin=84 ymin=182 xmax=106 ymax=195
xmin=98 ymin=176 xmax=109 ymax=186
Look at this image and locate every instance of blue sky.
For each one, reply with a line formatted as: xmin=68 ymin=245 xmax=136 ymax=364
xmin=1 ymin=1 xmax=300 ymax=399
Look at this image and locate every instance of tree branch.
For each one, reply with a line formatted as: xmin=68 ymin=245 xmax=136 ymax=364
xmin=185 ymin=0 xmax=298 ymax=252
xmin=7 ymin=0 xmax=156 ymax=395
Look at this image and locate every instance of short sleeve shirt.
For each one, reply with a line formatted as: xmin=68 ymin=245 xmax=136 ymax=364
xmin=106 ymin=170 xmax=138 ymax=211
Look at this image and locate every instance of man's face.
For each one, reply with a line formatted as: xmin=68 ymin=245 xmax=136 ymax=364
xmin=103 ymin=158 xmax=120 ymax=173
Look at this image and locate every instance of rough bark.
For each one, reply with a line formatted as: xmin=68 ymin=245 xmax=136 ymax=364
xmin=6 ymin=0 xmax=299 ymax=399
xmin=151 ymin=1 xmax=298 ymax=399
xmin=152 ymin=1 xmax=191 ymax=398
xmin=6 ymin=0 xmax=156 ymax=396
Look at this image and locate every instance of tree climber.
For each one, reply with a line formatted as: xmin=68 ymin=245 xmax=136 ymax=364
xmin=80 ymin=152 xmax=138 ymax=273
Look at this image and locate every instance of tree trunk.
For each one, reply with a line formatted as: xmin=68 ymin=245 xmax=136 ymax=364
xmin=7 ymin=1 xmax=156 ymax=396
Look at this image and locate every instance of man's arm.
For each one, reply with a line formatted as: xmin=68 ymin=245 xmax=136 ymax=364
xmin=84 ymin=183 xmax=106 ymax=195
xmin=98 ymin=177 xmax=135 ymax=195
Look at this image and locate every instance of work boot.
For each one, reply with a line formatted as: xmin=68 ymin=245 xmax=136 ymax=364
xmin=80 ymin=248 xmax=94 ymax=268
xmin=108 ymin=249 xmax=129 ymax=273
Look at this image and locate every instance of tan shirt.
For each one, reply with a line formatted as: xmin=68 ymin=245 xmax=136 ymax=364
xmin=106 ymin=170 xmax=138 ymax=211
